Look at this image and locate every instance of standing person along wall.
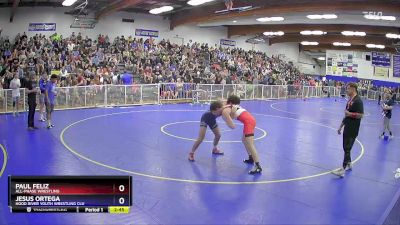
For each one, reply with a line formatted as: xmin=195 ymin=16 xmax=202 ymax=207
xmin=380 ymin=92 xmax=395 ymax=139
xmin=45 ymin=75 xmax=58 ymax=129
xmin=10 ymin=73 xmax=20 ymax=116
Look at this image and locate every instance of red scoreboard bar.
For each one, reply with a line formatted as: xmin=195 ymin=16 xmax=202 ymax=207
xmin=8 ymin=176 xmax=132 ymax=213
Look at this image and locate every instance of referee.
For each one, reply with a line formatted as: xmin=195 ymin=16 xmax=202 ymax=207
xmin=333 ymin=83 xmax=364 ymax=178
xmin=26 ymin=73 xmax=39 ymax=130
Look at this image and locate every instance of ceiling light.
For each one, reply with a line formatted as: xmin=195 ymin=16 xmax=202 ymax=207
xmin=263 ymin=31 xmax=285 ymax=36
xmin=386 ymin=33 xmax=400 ymax=39
xmin=149 ymin=6 xmax=174 ymax=14
xmin=307 ymin=15 xmax=321 ymax=19
xmin=301 ymin=31 xmax=311 ymax=35
xmin=300 ymin=30 xmax=326 ymax=35
xmin=366 ymin=44 xmax=385 ymax=49
xmin=364 ymin=14 xmax=396 ymax=21
xmin=333 ymin=42 xmax=351 ymax=46
xmin=323 ymin=14 xmax=338 ymax=19
xmin=187 ymin=0 xmax=216 ymax=6
xmin=301 ymin=41 xmax=319 ymax=46
xmin=341 ymin=31 xmax=366 ymax=36
xmin=256 ymin=17 xmax=285 ymax=22
xmin=307 ymin=14 xmax=337 ymax=20
xmin=62 ymin=0 xmax=78 ymax=6
xmin=232 ymin=20 xmax=237 ymax=23
xmin=318 ymin=57 xmax=326 ymax=60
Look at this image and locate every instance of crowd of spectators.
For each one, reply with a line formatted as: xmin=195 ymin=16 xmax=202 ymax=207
xmin=0 ymin=32 xmax=309 ymax=89
xmin=0 ymin=31 xmax=398 ymax=100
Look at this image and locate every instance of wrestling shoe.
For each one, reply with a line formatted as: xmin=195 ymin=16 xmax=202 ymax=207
xmin=332 ymin=168 xmax=345 ymax=178
xmin=249 ymin=165 xmax=262 ymax=174
xmin=212 ymin=147 xmax=224 ymax=155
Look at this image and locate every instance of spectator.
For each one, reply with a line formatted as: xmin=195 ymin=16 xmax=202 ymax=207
xmin=45 ymin=74 xmax=58 ymax=129
xmin=121 ymin=70 xmax=133 ymax=85
xmin=39 ymin=73 xmax=48 ymax=122
xmin=380 ymin=92 xmax=394 ymax=139
xmin=10 ymin=73 xmax=21 ymax=116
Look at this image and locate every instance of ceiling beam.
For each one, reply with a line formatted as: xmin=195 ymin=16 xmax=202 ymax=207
xmin=171 ymin=2 xmax=400 ymax=29
xmin=228 ymin=24 xmax=400 ymax=38
xmin=269 ymin=34 xmax=393 ymax=46
xmin=0 ymin=2 xmax=61 ymax=8
xmin=9 ymin=0 xmax=21 ymax=23
xmin=95 ymin=0 xmax=146 ymax=20
xmin=170 ymin=0 xmax=257 ymax=29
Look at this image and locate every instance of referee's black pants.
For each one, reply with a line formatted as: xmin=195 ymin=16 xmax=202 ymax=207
xmin=28 ymin=101 xmax=36 ymax=128
xmin=342 ymin=134 xmax=356 ymax=168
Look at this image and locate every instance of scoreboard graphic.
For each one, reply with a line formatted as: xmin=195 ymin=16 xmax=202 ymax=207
xmin=8 ymin=176 xmax=132 ymax=213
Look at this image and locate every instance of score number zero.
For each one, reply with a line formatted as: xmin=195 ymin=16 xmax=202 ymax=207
xmin=118 ymin=185 xmax=126 ymax=205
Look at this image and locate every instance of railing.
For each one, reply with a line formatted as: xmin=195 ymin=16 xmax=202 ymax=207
xmin=0 ymin=84 xmax=383 ymax=114
xmin=159 ymin=83 xmax=196 ymax=101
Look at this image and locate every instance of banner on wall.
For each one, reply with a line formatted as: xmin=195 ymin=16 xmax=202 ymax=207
xmin=220 ymin=39 xmax=236 ymax=47
xmin=372 ymin=52 xmax=391 ymax=67
xmin=135 ymin=29 xmax=159 ymax=38
xmin=394 ymin=55 xmax=400 ymax=78
xmin=374 ymin=67 xmax=389 ymax=77
xmin=326 ymin=50 xmax=358 ymax=77
xmin=28 ymin=23 xmax=56 ymax=32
